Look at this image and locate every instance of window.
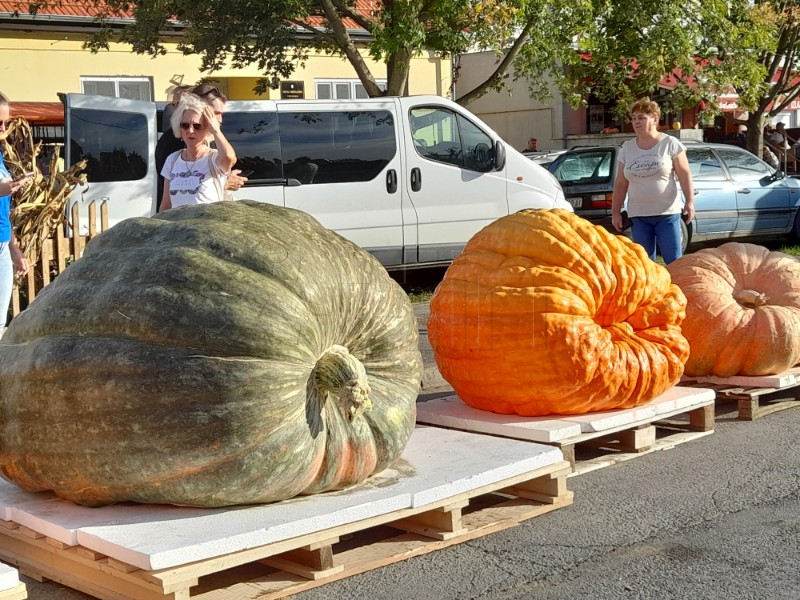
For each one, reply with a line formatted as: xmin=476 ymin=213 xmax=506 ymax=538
xmin=220 ymin=112 xmax=282 ymax=181
xmin=315 ymin=79 xmax=387 ymax=100
xmin=551 ymin=150 xmax=614 ymax=185
xmin=69 ymin=108 xmax=148 ymax=182
xmin=277 ymin=110 xmax=396 ymax=183
xmin=409 ymin=107 xmax=495 ymax=172
xmin=81 ymin=77 xmax=153 ymax=101
xmin=716 ymin=147 xmax=772 ymax=179
xmin=686 ymin=149 xmax=726 ymax=181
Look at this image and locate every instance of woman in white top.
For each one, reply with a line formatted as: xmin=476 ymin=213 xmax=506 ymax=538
xmin=160 ymin=94 xmax=236 ymax=210
xmin=611 ymin=98 xmax=695 ymax=264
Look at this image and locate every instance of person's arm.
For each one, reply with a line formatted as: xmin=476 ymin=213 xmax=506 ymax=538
xmin=202 ymin=106 xmax=236 ymax=174
xmin=8 ymin=231 xmax=28 ymax=276
xmin=610 ymin=161 xmax=629 ymax=231
xmin=161 ymin=179 xmax=172 ymax=211
xmin=673 ymin=150 xmax=695 ymax=224
xmin=0 ymin=175 xmax=31 ymax=196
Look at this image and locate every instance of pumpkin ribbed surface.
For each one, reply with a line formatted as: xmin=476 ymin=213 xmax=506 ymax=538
xmin=428 ymin=209 xmax=689 ymax=416
xmin=0 ymin=201 xmax=422 ymax=507
xmin=666 ymin=242 xmax=800 ymax=377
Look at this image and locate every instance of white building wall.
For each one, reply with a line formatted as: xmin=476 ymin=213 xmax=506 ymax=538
xmin=455 ymin=51 xmax=565 ymax=152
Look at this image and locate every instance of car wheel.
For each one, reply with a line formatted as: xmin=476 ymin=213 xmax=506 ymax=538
xmin=792 ymin=211 xmax=800 ymax=243
xmin=680 ymin=218 xmax=690 ymax=254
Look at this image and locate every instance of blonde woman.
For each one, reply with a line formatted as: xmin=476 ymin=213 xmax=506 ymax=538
xmin=611 ymin=98 xmax=695 ymax=264
xmin=160 ymin=94 xmax=236 ymax=210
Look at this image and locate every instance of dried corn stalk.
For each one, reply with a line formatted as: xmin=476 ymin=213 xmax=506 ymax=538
xmin=1 ymin=116 xmax=87 ymax=270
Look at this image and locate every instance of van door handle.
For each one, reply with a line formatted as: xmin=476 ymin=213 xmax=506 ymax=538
xmin=737 ymin=188 xmax=751 ymax=194
xmin=410 ymin=167 xmax=422 ymax=192
xmin=386 ymin=169 xmax=397 ymax=193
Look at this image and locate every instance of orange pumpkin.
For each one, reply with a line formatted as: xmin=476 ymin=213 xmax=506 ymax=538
xmin=666 ymin=242 xmax=800 ymax=377
xmin=428 ymin=209 xmax=690 ymax=416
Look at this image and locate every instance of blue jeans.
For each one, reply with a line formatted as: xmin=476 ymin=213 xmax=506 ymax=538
xmin=0 ymin=243 xmax=11 ymax=339
xmin=630 ymin=214 xmax=683 ymax=264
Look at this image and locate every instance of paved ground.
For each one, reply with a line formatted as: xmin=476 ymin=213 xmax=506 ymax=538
xmin=18 ymin=302 xmax=800 ymax=599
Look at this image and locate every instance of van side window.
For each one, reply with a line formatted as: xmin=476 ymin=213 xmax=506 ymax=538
xmin=277 ymin=110 xmax=395 ymax=184
xmin=220 ymin=111 xmax=282 ymax=180
xmin=69 ymin=108 xmax=148 ymax=182
xmin=410 ymin=107 xmax=495 ymax=172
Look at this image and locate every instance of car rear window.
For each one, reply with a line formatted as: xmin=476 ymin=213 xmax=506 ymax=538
xmin=551 ymin=150 xmax=614 ymax=185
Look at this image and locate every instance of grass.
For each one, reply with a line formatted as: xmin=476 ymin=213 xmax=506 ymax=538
xmin=407 ymin=290 xmax=434 ymax=304
xmin=778 ymin=244 xmax=800 ymax=256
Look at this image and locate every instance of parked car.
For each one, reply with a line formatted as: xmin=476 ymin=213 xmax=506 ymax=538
xmin=547 ymin=142 xmax=800 ymax=251
xmin=63 ymin=94 xmax=570 ymax=270
xmin=523 ymin=149 xmax=569 ymax=168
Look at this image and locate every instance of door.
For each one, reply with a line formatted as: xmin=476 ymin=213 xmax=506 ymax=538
xmin=65 ymin=94 xmax=156 ymax=235
xmin=684 ymin=147 xmax=738 ymax=234
xmin=402 ymin=104 xmax=508 ymax=264
xmin=279 ymin=101 xmax=407 ymax=267
xmin=714 ymin=146 xmax=791 ymax=233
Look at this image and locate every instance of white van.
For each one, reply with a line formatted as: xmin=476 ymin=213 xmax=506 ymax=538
xmin=64 ymin=94 xmax=569 ymax=268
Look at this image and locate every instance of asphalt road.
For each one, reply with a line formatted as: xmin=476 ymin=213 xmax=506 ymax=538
xmin=19 ymin=301 xmax=800 ymax=600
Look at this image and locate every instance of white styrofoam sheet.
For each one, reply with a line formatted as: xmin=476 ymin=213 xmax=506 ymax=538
xmin=0 ymin=426 xmax=563 ymax=571
xmin=416 ymin=386 xmax=715 ymax=441
xmin=0 ymin=562 xmax=19 ymax=592
xmin=415 ymin=396 xmax=583 ymax=442
xmin=684 ymin=365 xmax=800 ymax=389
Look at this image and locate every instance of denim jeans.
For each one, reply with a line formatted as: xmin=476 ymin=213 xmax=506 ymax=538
xmin=0 ymin=242 xmax=11 ymax=339
xmin=630 ymin=214 xmax=683 ymax=264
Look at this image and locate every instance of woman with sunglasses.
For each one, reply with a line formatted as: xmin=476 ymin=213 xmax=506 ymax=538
xmin=160 ymin=93 xmax=236 ymax=211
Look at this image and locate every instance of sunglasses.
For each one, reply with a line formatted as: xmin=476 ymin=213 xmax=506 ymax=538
xmin=197 ymin=86 xmax=222 ymax=99
xmin=180 ymin=121 xmax=205 ymax=131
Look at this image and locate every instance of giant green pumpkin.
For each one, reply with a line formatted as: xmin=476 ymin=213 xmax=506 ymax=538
xmin=0 ymin=201 xmax=422 ymax=507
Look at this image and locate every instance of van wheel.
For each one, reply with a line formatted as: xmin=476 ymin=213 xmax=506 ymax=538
xmin=680 ymin=218 xmax=691 ymax=254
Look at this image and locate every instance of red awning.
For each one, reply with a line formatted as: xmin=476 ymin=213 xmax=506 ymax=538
xmin=8 ymin=102 xmax=64 ymax=125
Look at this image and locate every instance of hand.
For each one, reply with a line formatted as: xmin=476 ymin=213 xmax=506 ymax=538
xmin=0 ymin=176 xmax=30 ymax=196
xmin=202 ymin=106 xmax=220 ymax=135
xmin=9 ymin=246 xmax=28 ymax=277
xmin=611 ymin=212 xmax=624 ymax=232
xmin=225 ymin=170 xmax=248 ymax=191
xmin=682 ymin=204 xmax=695 ymax=224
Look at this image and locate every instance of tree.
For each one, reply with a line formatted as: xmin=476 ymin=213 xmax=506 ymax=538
xmin=696 ymin=1 xmax=800 ymax=159
xmin=22 ymin=0 xmax=516 ymax=98
xmin=549 ymin=0 xmax=800 ymax=160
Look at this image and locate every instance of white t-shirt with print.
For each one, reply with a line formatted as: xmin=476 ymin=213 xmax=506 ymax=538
xmin=161 ymin=149 xmax=228 ymax=208
xmin=618 ymin=134 xmax=686 ymax=217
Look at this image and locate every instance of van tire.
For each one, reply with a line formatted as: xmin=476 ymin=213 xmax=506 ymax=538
xmin=792 ymin=210 xmax=800 ymax=243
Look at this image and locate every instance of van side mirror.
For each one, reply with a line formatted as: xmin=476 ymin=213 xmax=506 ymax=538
xmin=770 ymin=170 xmax=785 ymax=181
xmin=494 ymin=141 xmax=506 ymax=171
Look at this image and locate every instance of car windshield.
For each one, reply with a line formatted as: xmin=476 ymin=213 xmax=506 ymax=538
xmin=550 ymin=150 xmax=614 ymax=185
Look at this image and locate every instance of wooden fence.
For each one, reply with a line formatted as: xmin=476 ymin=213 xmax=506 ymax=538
xmin=10 ymin=201 xmax=109 ymax=317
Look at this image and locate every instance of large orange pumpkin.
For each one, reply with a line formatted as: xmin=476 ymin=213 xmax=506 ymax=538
xmin=428 ymin=209 xmax=690 ymax=416
xmin=666 ymin=242 xmax=800 ymax=377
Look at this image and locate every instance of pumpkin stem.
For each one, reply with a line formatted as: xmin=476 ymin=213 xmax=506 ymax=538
xmin=733 ymin=289 xmax=769 ymax=308
xmin=312 ymin=345 xmax=372 ymax=423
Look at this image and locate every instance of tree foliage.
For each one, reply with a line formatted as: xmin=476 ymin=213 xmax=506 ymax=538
xmin=18 ymin=0 xmax=800 ymax=160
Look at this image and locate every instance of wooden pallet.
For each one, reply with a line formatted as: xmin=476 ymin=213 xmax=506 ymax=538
xmin=0 ymin=427 xmax=572 ymax=599
xmin=416 ymin=386 xmax=716 ymax=477
xmin=682 ymin=366 xmax=800 ymax=421
xmin=0 ymin=562 xmax=25 ymax=600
